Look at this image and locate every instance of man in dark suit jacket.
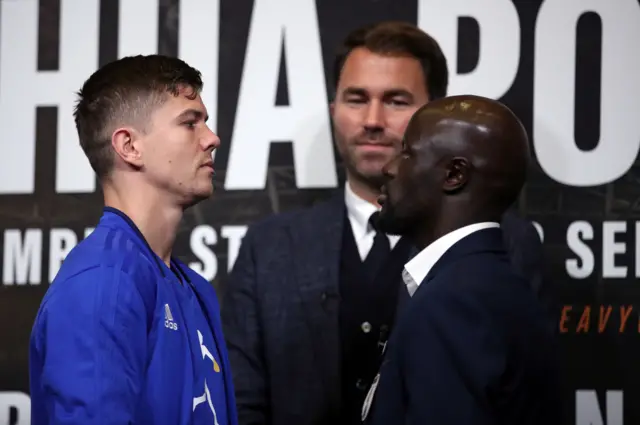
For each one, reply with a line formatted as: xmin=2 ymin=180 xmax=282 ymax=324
xmin=221 ymin=22 xmax=550 ymax=425
xmin=362 ymin=94 xmax=562 ymax=425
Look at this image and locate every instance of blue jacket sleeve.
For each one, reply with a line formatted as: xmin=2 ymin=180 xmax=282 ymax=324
xmin=31 ymin=266 xmax=148 ymax=424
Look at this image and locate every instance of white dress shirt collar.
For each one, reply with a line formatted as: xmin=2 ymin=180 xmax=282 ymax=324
xmin=402 ymin=222 xmax=500 ymax=296
xmin=344 ymin=181 xmax=379 ymax=242
xmin=344 ymin=181 xmax=401 ymax=260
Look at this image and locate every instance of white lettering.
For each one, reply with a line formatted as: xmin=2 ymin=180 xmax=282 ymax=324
xmin=221 ymin=225 xmax=248 ymax=271
xmin=225 ymin=0 xmax=337 ymax=190
xmin=179 ymin=0 xmax=220 ymax=145
xmin=576 ymin=389 xmax=623 ymax=425
xmin=84 ymin=227 xmax=95 ymax=238
xmin=49 ymin=228 xmax=78 ymax=283
xmin=602 ymin=221 xmax=627 ymax=278
xmin=2 ymin=229 xmax=42 ymax=285
xmin=534 ymin=0 xmax=640 ymax=186
xmin=531 ymin=221 xmax=544 ymax=242
xmin=0 ymin=0 xmax=100 ymax=194
xmin=566 ymin=221 xmax=594 ymax=279
xmin=2 ymin=227 xmax=97 ymax=286
xmin=417 ymin=0 xmax=520 ymax=99
xmin=189 ymin=225 xmax=218 ymax=281
xmin=118 ymin=0 xmax=159 ymax=57
xmin=194 ymin=330 xmax=220 ymax=423
xmin=0 ymin=391 xmax=31 ymax=425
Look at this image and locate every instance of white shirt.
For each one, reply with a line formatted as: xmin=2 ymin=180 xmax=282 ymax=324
xmin=344 ymin=181 xmax=401 ymax=260
xmin=402 ymin=222 xmax=500 ymax=296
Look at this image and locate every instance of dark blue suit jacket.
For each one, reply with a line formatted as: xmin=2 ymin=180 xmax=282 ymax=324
xmin=220 ymin=190 xmax=551 ymax=425
xmin=364 ymin=228 xmax=562 ymax=425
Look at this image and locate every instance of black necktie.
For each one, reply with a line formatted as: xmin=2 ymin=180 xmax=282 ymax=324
xmin=363 ymin=211 xmax=391 ymax=283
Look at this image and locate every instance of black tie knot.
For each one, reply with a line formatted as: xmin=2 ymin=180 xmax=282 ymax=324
xmin=369 ymin=211 xmax=383 ymax=233
xmin=364 ymin=212 xmax=391 ymax=282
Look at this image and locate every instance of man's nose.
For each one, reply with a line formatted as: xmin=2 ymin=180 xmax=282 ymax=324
xmin=202 ymin=126 xmax=221 ymax=150
xmin=363 ymin=101 xmax=385 ymax=130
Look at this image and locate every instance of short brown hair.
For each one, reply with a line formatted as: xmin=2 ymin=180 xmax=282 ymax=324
xmin=73 ymin=54 xmax=203 ymax=179
xmin=332 ymin=21 xmax=449 ymax=100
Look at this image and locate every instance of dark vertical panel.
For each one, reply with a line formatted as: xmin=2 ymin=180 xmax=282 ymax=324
xmin=214 ymin=0 xmax=254 ymax=170
xmin=456 ymin=17 xmax=479 ymax=74
xmin=159 ymin=0 xmax=179 ymax=56
xmin=38 ymin=0 xmax=60 ymax=70
xmin=99 ymin=0 xmax=119 ymax=67
xmin=574 ymin=12 xmax=602 ymax=152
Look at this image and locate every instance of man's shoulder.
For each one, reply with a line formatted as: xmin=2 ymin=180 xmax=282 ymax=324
xmin=424 ymin=250 xmax=526 ymax=297
xmin=410 ymin=255 xmax=535 ymax=331
xmin=68 ymin=224 xmax=153 ymax=271
xmin=46 ymin=224 xmax=157 ymax=300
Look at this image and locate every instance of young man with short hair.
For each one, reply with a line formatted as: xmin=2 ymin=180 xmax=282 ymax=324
xmin=29 ymin=54 xmax=237 ymax=425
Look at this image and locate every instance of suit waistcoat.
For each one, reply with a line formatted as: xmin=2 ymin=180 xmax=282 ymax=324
xmin=338 ymin=215 xmax=412 ymax=424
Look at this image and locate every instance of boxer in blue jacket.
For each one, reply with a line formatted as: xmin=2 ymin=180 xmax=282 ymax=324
xmin=29 ymin=54 xmax=237 ymax=425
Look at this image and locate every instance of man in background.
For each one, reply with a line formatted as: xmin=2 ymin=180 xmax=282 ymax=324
xmin=29 ymin=55 xmax=237 ymax=425
xmin=364 ymin=95 xmax=562 ymax=424
xmin=221 ymin=21 xmax=546 ymax=425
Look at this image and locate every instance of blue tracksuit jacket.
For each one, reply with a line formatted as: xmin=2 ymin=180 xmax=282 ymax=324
xmin=29 ymin=207 xmax=238 ymax=425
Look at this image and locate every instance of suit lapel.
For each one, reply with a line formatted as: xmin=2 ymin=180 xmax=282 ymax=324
xmin=396 ymin=245 xmax=419 ymax=313
xmin=289 ymin=192 xmax=345 ymax=399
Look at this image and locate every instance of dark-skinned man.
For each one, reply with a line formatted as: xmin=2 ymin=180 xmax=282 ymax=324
xmin=221 ymin=22 xmax=552 ymax=425
xmin=363 ymin=94 xmax=562 ymax=425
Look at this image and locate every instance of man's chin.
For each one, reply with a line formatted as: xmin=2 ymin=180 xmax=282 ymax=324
xmin=353 ymin=168 xmax=387 ymax=190
xmin=377 ymin=211 xmax=411 ymax=237
xmin=183 ymin=185 xmax=214 ymax=208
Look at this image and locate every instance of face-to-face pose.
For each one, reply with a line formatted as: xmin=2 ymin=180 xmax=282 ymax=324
xmin=378 ymin=94 xmax=530 ymax=247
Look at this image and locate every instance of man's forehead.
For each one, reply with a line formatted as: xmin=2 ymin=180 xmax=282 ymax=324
xmin=151 ymin=92 xmax=208 ymax=123
xmin=338 ymin=48 xmax=428 ymax=96
xmin=166 ymin=92 xmax=206 ymax=112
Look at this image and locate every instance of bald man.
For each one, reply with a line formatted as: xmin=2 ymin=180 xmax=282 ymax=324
xmin=362 ymin=95 xmax=562 ymax=425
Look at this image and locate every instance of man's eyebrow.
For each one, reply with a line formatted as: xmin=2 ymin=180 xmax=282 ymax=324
xmin=175 ymin=108 xmax=209 ymax=122
xmin=383 ymin=89 xmax=414 ymax=99
xmin=341 ymin=87 xmax=367 ymax=96
xmin=341 ymin=87 xmax=415 ymax=99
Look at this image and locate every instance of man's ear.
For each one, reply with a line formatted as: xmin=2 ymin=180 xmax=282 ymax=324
xmin=111 ymin=127 xmax=144 ymax=168
xmin=442 ymin=157 xmax=470 ymax=193
xmin=329 ymin=101 xmax=335 ymax=118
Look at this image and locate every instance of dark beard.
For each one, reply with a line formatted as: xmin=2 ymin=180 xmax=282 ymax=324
xmin=377 ymin=202 xmax=415 ymax=236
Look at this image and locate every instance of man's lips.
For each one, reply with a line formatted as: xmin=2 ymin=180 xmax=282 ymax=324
xmin=201 ymin=162 xmax=215 ymax=173
xmin=355 ymin=143 xmax=394 ymax=153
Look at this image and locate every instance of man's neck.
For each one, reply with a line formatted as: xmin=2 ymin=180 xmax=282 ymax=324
xmin=346 ymin=176 xmax=381 ymax=207
xmin=103 ymin=183 xmax=183 ymax=266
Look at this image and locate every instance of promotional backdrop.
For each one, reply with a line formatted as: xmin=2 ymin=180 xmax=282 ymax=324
xmin=1 ymin=0 xmax=640 ymax=424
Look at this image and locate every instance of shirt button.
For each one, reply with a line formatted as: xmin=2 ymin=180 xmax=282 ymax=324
xmin=356 ymin=379 xmax=367 ymax=390
xmin=361 ymin=322 xmax=372 ymax=334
